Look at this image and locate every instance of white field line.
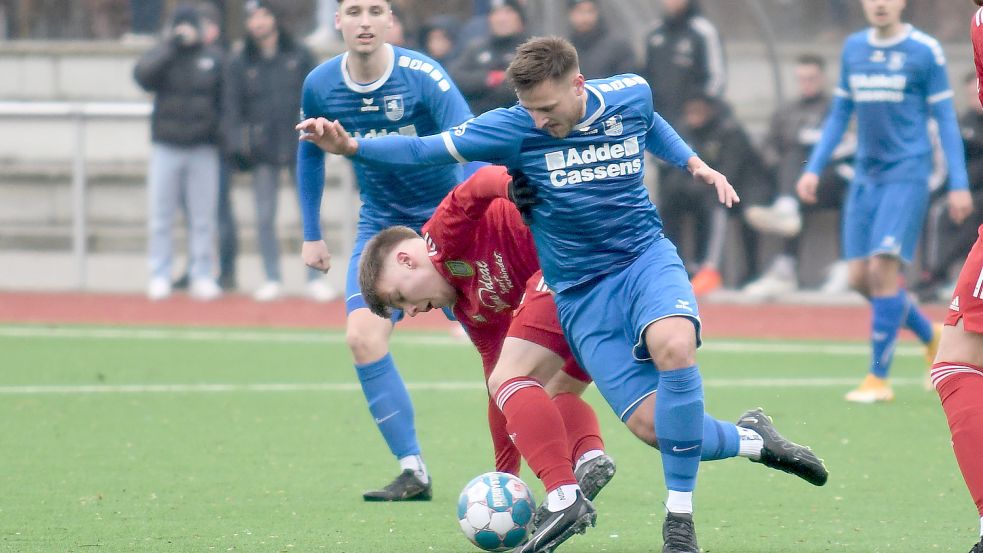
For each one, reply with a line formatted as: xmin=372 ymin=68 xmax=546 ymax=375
xmin=0 ymin=378 xmax=926 ymax=395
xmin=0 ymin=325 xmax=922 ymax=356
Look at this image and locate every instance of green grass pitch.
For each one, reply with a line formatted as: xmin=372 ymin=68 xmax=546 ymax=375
xmin=0 ymin=325 xmax=976 ymax=552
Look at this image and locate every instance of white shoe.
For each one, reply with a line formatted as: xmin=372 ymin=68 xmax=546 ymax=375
xmin=820 ymin=261 xmax=850 ymax=294
xmin=147 ymin=277 xmax=172 ymax=301
xmin=190 ymin=278 xmax=222 ymax=301
xmin=253 ymin=281 xmax=283 ymax=302
xmin=307 ymin=279 xmax=339 ymax=303
xmin=744 ymin=196 xmax=802 ymax=237
xmin=743 ymin=257 xmax=797 ymax=300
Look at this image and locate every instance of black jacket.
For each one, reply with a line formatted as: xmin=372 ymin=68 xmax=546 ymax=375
xmin=569 ymin=18 xmax=636 ymax=80
xmin=223 ymin=33 xmax=316 ymax=167
xmin=134 ymin=39 xmax=223 ymax=146
xmin=642 ymin=1 xmax=726 ymax=124
xmin=450 ymin=33 xmax=527 ymax=114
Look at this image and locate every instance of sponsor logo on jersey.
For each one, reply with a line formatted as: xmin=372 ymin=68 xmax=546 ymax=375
xmin=384 ymin=95 xmax=404 ymax=121
xmin=445 ymin=260 xmax=474 ymax=277
xmin=870 ymin=50 xmax=886 ymax=63
xmin=849 ymin=73 xmax=907 ymax=103
xmin=603 ymin=115 xmax=623 ymax=137
xmin=543 ymin=137 xmax=642 ymax=187
xmin=471 ymin=314 xmax=487 ymax=323
xmin=360 ymin=97 xmax=379 ymax=112
xmin=475 ymin=252 xmax=514 ymax=312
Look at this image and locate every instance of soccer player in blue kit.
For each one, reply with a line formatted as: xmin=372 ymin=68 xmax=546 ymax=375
xmin=295 ymin=0 xmax=474 ymax=501
xmin=796 ymin=0 xmax=974 ymax=403
xmin=299 ymin=36 xmax=748 ymax=553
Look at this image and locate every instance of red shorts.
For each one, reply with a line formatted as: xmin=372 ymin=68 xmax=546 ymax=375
xmin=945 ymin=227 xmax=983 ymax=333
xmin=506 ymin=272 xmax=592 ymax=383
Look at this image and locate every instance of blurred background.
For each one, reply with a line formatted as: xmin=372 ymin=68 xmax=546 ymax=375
xmin=0 ymin=0 xmax=978 ymax=304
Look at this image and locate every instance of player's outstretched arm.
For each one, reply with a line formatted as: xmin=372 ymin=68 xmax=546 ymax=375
xmin=296 ymin=117 xmax=358 ymax=156
xmin=687 ymin=157 xmax=739 ymax=208
xmin=302 ymin=240 xmax=332 ymax=273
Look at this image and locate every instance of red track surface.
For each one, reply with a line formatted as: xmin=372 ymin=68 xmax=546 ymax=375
xmin=0 ymin=291 xmax=949 ymax=341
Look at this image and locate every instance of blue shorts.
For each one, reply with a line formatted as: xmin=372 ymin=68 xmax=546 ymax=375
xmin=842 ymin=159 xmax=930 ymax=263
xmin=554 ymin=237 xmax=702 ymax=421
xmin=346 ymin=219 xmax=455 ymax=322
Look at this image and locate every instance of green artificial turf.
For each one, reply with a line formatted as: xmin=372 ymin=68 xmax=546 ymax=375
xmin=0 ymin=325 xmax=975 ymax=552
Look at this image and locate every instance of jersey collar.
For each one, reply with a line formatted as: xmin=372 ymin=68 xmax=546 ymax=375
xmin=866 ymin=23 xmax=912 ymax=48
xmin=573 ymin=84 xmax=605 ymax=132
xmin=341 ymin=43 xmax=395 ymax=94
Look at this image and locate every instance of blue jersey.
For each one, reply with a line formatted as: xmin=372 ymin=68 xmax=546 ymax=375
xmin=806 ymin=25 xmax=968 ymax=189
xmin=353 ymin=75 xmax=696 ymax=292
xmin=296 ymin=44 xmax=473 ymax=240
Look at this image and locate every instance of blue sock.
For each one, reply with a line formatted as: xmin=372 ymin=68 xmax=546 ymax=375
xmin=902 ymin=290 xmax=934 ymax=344
xmin=655 ymin=366 xmax=704 ymax=492
xmin=700 ymin=413 xmax=740 ymax=461
xmin=355 ymin=353 xmax=420 ymax=458
xmin=870 ymin=291 xmax=906 ymax=378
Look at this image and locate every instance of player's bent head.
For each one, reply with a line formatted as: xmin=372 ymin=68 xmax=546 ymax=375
xmin=360 ymin=226 xmax=420 ymax=318
xmin=506 ymin=36 xmax=580 ymax=93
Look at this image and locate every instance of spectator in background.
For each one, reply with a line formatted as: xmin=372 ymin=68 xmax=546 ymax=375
xmin=916 ymin=71 xmax=983 ymax=302
xmin=742 ymin=54 xmax=855 ymax=299
xmin=565 ymin=0 xmax=635 ymax=79
xmin=388 ymin=4 xmax=410 ymax=47
xmin=658 ymin=94 xmax=769 ymax=295
xmin=418 ymin=15 xmax=460 ymax=66
xmin=173 ymin=2 xmax=239 ymax=293
xmin=449 ymin=0 xmax=527 ymax=114
xmin=224 ymin=0 xmax=335 ymax=302
xmin=642 ymin=0 xmax=725 ymax=126
xmin=134 ymin=3 xmax=223 ymax=301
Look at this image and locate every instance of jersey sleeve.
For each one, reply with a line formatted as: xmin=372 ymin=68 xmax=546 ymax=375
xmin=805 ymin=47 xmax=854 ymax=176
xmin=354 ymin=108 xmax=522 ymax=167
xmin=646 ymin=110 xmax=697 ymax=168
xmin=296 ymin=73 xmax=327 ymax=241
xmin=923 ymin=41 xmax=969 ymax=191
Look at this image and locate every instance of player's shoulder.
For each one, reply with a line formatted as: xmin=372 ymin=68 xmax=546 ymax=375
xmin=587 ymin=74 xmax=652 ymax=106
xmin=907 ymin=27 xmax=947 ymax=65
xmin=391 ymin=45 xmax=455 ymax=92
xmin=843 ymin=29 xmax=870 ymax=51
xmin=304 ymin=55 xmax=343 ymax=87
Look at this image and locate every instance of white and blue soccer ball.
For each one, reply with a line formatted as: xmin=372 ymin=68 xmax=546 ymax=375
xmin=457 ymin=471 xmax=536 ymax=551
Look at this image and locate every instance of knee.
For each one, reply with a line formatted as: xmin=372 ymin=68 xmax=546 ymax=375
xmin=626 ymin=413 xmax=659 ymax=448
xmin=346 ymin=327 xmax=386 ymax=364
xmin=486 ymin=371 xmax=507 ymax=398
xmin=652 ymin=334 xmax=696 ymax=370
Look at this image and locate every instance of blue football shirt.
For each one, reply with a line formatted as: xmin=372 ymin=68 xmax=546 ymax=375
xmin=296 ymin=44 xmax=474 ymax=240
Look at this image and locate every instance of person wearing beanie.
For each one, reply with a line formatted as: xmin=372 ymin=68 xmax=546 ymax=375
xmin=223 ymin=0 xmax=336 ymax=302
xmin=449 ymin=0 xmax=528 ymax=113
xmin=134 ymin=3 xmax=224 ymax=301
xmin=565 ymin=0 xmax=635 ymax=80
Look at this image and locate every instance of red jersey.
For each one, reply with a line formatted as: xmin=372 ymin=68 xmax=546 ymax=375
xmin=422 ymin=165 xmax=541 ymax=367
xmin=974 ymin=6 xmax=983 ymax=107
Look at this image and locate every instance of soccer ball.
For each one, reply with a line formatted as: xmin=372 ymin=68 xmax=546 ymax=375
xmin=457 ymin=471 xmax=536 ymax=551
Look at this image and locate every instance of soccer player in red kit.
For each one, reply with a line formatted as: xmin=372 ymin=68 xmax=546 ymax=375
xmin=931 ymin=3 xmax=983 ymax=552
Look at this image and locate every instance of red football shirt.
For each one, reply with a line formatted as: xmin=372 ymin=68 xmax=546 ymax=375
xmin=974 ymin=6 xmax=983 ymax=107
xmin=421 ymin=165 xmax=541 ymax=369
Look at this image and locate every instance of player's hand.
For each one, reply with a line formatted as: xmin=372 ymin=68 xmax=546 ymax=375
xmin=507 ymin=168 xmax=539 ymax=225
xmin=947 ymin=189 xmax=974 ymax=225
xmin=688 ymin=159 xmax=739 ymax=208
xmin=296 ymin=117 xmax=357 ymax=157
xmin=302 ymin=240 xmax=332 ymax=273
xmin=796 ymin=172 xmax=820 ymax=204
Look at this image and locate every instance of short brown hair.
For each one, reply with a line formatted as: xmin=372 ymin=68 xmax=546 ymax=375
xmin=358 ymin=225 xmax=420 ymax=318
xmin=506 ymin=36 xmax=580 ymax=92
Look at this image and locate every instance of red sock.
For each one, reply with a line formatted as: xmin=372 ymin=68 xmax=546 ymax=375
xmin=495 ymin=377 xmax=576 ymax=492
xmin=488 ymin=398 xmax=521 ymax=475
xmin=934 ymin=361 xmax=983 ymax=516
xmin=553 ymin=393 xmax=604 ymax=463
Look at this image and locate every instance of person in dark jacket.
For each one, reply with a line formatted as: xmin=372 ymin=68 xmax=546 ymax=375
xmin=134 ymin=3 xmax=223 ymax=301
xmin=658 ymin=94 xmax=769 ymax=295
xmin=448 ymin=0 xmax=527 ymax=114
xmin=566 ymin=0 xmax=635 ymax=79
xmin=418 ymin=15 xmax=460 ymax=67
xmin=224 ymin=0 xmax=335 ymax=302
xmin=642 ymin=0 xmax=726 ymax=126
